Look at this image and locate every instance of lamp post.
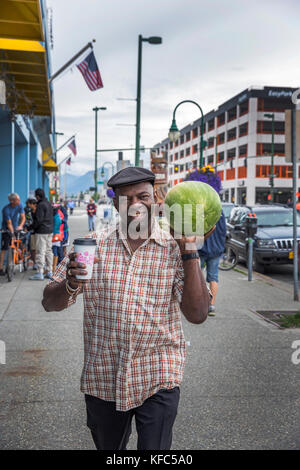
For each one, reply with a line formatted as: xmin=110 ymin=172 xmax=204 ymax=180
xmin=264 ymin=112 xmax=275 ymax=203
xmin=168 ymin=100 xmax=205 ymax=169
xmin=93 ymin=106 xmax=107 ymax=200
xmin=135 ymin=35 xmax=162 ymax=167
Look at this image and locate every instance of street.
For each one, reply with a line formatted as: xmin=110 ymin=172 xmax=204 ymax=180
xmin=0 ymin=206 xmax=300 ymax=450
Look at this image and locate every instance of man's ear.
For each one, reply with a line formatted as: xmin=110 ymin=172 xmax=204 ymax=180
xmin=153 ymin=188 xmax=158 ymax=204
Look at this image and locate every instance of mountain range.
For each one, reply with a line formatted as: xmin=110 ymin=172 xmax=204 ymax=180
xmin=61 ymin=168 xmax=110 ymax=196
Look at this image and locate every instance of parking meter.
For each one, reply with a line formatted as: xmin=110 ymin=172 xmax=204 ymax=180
xmin=245 ymin=214 xmax=258 ymax=239
xmin=245 ymin=213 xmax=257 ymax=281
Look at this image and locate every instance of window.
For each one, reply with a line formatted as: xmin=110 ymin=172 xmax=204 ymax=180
xmin=192 ymin=144 xmax=198 ymax=154
xmin=208 ymin=137 xmax=214 ymax=148
xmin=239 ymin=123 xmax=248 ymax=137
xmin=217 ymin=132 xmax=225 ymax=144
xmin=218 ymin=170 xmax=224 ymax=181
xmin=192 ymin=128 xmax=198 ymax=138
xmin=169 ymin=141 xmax=173 ymax=149
xmin=180 ymin=164 xmax=184 ymax=172
xmin=179 ymin=150 xmax=184 ymax=159
xmin=239 ymin=100 xmax=249 ymax=116
xmin=226 ymin=168 xmax=235 ymax=180
xmin=175 ymin=139 xmax=179 ymax=147
xmin=186 ymin=147 xmax=190 ymax=156
xmin=227 ymin=128 xmax=236 ymax=141
xmin=227 ymin=148 xmax=236 ymax=159
xmin=185 ymin=131 xmax=191 ymax=141
xmin=256 ymin=143 xmax=285 ymax=156
xmin=192 ymin=159 xmax=197 ymax=168
xmin=256 ymin=164 xmax=292 ymax=178
xmin=207 ymin=155 xmax=214 ymax=165
xmin=165 ymin=143 xmax=168 ymax=150
xmin=169 ymin=154 xmax=173 ymax=162
xmin=180 ymin=135 xmax=184 ymax=145
xmin=257 ymin=120 xmax=285 ymax=134
xmin=217 ymin=113 xmax=225 ymax=127
xmin=217 ymin=151 xmax=224 ymax=163
xmin=175 ymin=152 xmax=178 ymax=160
xmin=238 ymin=166 xmax=247 ymax=178
xmin=185 ymin=162 xmax=190 ymax=170
xmin=258 ymin=97 xmax=293 ymax=113
xmin=239 ymin=144 xmax=248 ymax=157
xmin=228 ymin=106 xmax=237 ymax=121
xmin=208 ymin=118 xmax=215 ymax=131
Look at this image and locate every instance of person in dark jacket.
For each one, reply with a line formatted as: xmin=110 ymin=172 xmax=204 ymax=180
xmin=29 ymin=188 xmax=54 ymax=281
xmin=198 ymin=211 xmax=227 ymax=316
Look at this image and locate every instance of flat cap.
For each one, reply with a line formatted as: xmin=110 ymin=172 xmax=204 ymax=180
xmin=107 ymin=166 xmax=155 ymax=189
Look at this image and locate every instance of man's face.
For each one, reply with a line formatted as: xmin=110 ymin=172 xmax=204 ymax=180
xmin=10 ymin=197 xmax=20 ymax=208
xmin=113 ymin=182 xmax=157 ymax=228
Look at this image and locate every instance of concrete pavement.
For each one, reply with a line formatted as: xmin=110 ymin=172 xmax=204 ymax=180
xmin=0 ymin=205 xmax=300 ymax=449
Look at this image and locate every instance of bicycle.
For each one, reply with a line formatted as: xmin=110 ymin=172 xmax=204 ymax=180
xmin=218 ymin=242 xmax=238 ymax=271
xmin=1 ymin=230 xmax=31 ymax=282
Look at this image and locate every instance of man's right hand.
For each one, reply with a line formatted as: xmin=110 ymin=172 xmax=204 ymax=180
xmin=66 ymin=253 xmax=88 ymax=289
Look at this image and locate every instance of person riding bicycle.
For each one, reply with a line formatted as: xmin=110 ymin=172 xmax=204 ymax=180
xmin=0 ymin=193 xmax=25 ymax=276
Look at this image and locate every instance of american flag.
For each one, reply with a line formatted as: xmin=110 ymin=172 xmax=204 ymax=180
xmin=68 ymin=138 xmax=77 ymax=156
xmin=76 ymin=51 xmax=103 ymax=91
xmin=66 ymin=157 xmax=71 ymax=166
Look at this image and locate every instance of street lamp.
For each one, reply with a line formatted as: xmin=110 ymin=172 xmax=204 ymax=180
xmin=135 ymin=34 xmax=162 ymax=167
xmin=93 ymin=106 xmax=107 ymax=200
xmin=264 ymin=112 xmax=275 ymax=203
xmin=168 ymin=100 xmax=205 ymax=169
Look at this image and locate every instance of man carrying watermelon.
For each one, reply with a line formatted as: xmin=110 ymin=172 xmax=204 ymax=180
xmin=42 ymin=167 xmax=215 ymax=450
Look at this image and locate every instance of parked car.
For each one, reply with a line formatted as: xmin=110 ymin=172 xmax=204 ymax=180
xmin=222 ymin=202 xmax=236 ymax=222
xmin=226 ymin=204 xmax=300 ymax=273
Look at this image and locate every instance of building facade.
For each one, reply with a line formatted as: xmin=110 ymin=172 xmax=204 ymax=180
xmin=152 ymin=86 xmax=299 ymax=205
xmin=0 ymin=0 xmax=57 ymax=213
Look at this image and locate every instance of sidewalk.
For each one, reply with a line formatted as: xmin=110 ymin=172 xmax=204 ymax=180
xmin=0 ymin=206 xmax=300 ymax=449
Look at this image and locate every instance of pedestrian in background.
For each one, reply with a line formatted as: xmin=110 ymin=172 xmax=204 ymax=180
xmin=87 ymin=198 xmax=97 ymax=231
xmin=29 ymin=188 xmax=54 ymax=281
xmin=198 ymin=211 xmax=226 ymax=316
xmin=68 ymin=200 xmax=75 ymax=215
xmin=59 ymin=199 xmax=69 ymax=256
xmin=0 ymin=193 xmax=25 ymax=276
xmin=52 ymin=204 xmax=64 ymax=273
xmin=24 ymin=198 xmax=38 ymax=270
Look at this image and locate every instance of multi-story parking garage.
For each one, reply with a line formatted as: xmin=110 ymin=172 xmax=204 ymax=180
xmin=152 ymin=86 xmax=299 ymax=205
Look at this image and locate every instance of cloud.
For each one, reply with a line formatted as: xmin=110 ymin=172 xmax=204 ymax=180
xmin=48 ymin=0 xmax=300 ymax=175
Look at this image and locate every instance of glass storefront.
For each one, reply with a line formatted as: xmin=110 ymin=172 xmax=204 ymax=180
xmin=255 ymin=187 xmax=292 ymax=204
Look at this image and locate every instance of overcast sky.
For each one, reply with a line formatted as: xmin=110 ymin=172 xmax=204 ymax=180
xmin=47 ymin=0 xmax=300 ymax=176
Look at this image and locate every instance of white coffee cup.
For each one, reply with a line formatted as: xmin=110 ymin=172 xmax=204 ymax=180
xmin=73 ymin=238 xmax=97 ymax=280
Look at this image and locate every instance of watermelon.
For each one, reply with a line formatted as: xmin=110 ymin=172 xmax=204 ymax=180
xmin=164 ymin=181 xmax=221 ymax=236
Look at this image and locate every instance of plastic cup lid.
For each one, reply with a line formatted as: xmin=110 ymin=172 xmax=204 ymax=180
xmin=73 ymin=238 xmax=97 ymax=246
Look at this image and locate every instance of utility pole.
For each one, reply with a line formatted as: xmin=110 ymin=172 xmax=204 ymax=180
xmin=93 ymin=106 xmax=106 ymax=200
xmin=292 ymin=107 xmax=299 ymax=301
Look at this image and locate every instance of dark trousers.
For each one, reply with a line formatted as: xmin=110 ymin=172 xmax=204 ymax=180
xmin=85 ymin=387 xmax=180 ymax=450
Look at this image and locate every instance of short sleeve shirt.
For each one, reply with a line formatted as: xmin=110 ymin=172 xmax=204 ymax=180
xmin=2 ymin=203 xmax=25 ymax=230
xmin=49 ymin=220 xmax=186 ymax=411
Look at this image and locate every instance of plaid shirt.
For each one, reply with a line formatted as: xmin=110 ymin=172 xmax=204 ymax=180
xmin=50 ymin=220 xmax=186 ymax=411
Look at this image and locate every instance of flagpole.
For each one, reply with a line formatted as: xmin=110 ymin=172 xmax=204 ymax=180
xmin=49 ymin=40 xmax=96 ymax=84
xmin=43 ymin=135 xmax=76 ymax=165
